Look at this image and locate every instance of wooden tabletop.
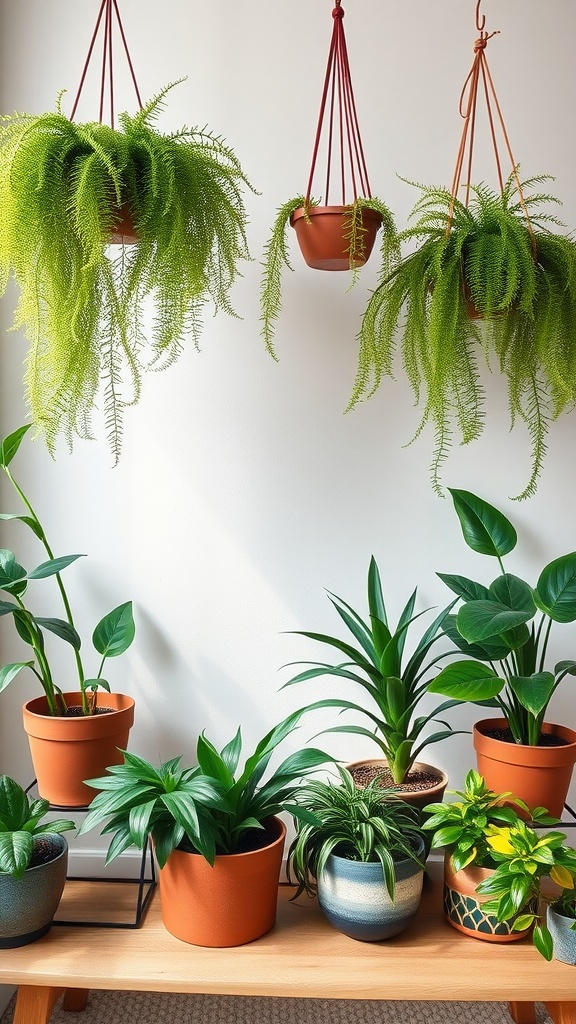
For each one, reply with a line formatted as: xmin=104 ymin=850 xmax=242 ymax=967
xmin=1 ymin=861 xmax=575 ymax=1002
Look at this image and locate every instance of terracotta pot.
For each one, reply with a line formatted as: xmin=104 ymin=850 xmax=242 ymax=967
xmin=158 ymin=816 xmax=286 ymax=947
xmin=473 ymin=718 xmax=576 ymax=818
xmin=443 ymin=856 xmax=532 ymax=943
xmin=317 ymin=840 xmax=425 ymax=942
xmin=345 ymin=758 xmax=448 ymax=811
xmin=23 ymin=691 xmax=135 ymax=808
xmin=108 ymin=205 xmax=138 ymax=245
xmin=290 ymin=205 xmax=382 ymax=271
xmin=0 ymin=834 xmax=68 ymax=948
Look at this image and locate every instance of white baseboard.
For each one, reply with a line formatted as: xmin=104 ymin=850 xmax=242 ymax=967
xmin=67 ymin=847 xmax=152 ymax=879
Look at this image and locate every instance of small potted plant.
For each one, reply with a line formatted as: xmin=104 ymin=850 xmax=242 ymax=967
xmin=0 ymin=425 xmax=136 ymax=807
xmin=428 ymin=488 xmax=576 ymax=817
xmin=287 ymin=765 xmax=426 ymax=941
xmin=0 ymin=81 xmax=254 ymax=461
xmin=282 ymin=556 xmax=463 ymax=806
xmin=260 ymin=196 xmax=398 ymax=359
xmin=79 ymin=709 xmax=334 ymax=947
xmin=545 ymin=888 xmax=576 ymax=965
xmin=0 ymin=775 xmax=75 ymax=948
xmin=350 ymin=173 xmax=576 ymax=500
xmin=422 ymin=769 xmax=576 ymax=953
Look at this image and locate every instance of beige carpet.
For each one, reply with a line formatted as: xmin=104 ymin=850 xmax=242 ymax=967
xmin=0 ymin=993 xmax=553 ymax=1024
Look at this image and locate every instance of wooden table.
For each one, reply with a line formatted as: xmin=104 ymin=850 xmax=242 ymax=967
xmin=1 ymin=862 xmax=575 ymax=1024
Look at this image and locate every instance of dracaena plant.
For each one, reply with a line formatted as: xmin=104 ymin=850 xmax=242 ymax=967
xmin=428 ymin=488 xmax=576 ymax=745
xmin=0 ymin=775 xmax=75 ymax=879
xmin=287 ymin=765 xmax=425 ymax=901
xmin=0 ymin=424 xmax=135 ymax=715
xmin=80 ymin=709 xmax=334 ymax=867
xmin=422 ymin=770 xmax=576 ymax=960
xmin=282 ymin=556 xmax=461 ymax=785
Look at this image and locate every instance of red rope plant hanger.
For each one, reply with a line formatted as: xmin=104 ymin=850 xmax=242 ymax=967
xmin=291 ymin=0 xmax=383 ymax=271
xmin=70 ymin=0 xmax=142 ymax=128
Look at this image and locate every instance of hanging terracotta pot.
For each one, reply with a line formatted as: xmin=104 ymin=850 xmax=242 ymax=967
xmin=290 ymin=205 xmax=383 ymax=271
xmin=443 ymin=857 xmax=532 ymax=943
xmin=23 ymin=691 xmax=135 ymax=808
xmin=345 ymin=758 xmax=448 ymax=810
xmin=473 ymin=718 xmax=576 ymax=819
xmin=108 ymin=205 xmax=138 ymax=245
xmin=158 ymin=816 xmax=286 ymax=947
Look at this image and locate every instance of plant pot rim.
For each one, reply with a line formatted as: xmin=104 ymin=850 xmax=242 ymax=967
xmin=345 ymin=758 xmax=448 ymax=787
xmin=327 ymin=835 xmax=425 ymax=870
xmin=170 ymin=815 xmax=286 ymax=864
xmin=290 ymin=204 xmax=383 ymax=225
xmin=23 ymin=691 xmax=135 ymax=719
xmin=19 ymin=834 xmax=68 ymax=876
xmin=548 ymin=902 xmax=576 ymax=923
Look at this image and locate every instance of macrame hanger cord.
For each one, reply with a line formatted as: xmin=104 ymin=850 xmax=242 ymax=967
xmin=447 ymin=0 xmax=534 ymax=247
xmin=69 ymin=0 xmax=143 ymax=127
xmin=305 ymin=0 xmax=372 ymax=208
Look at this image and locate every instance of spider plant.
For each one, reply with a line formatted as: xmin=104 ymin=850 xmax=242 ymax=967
xmin=350 ymin=172 xmax=576 ymax=500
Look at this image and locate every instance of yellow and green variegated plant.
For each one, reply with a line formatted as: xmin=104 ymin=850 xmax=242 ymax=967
xmin=0 ymin=82 xmax=254 ymax=462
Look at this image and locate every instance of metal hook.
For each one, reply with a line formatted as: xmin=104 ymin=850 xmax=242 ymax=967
xmin=475 ymin=0 xmax=486 ymax=32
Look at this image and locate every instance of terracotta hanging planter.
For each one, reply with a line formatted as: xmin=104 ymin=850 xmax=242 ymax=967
xmin=157 ymin=816 xmax=286 ymax=947
xmin=290 ymin=205 xmax=383 ymax=271
xmin=473 ymin=718 xmax=576 ymax=819
xmin=345 ymin=758 xmax=448 ymax=811
xmin=443 ymin=857 xmax=533 ymax=943
xmin=108 ymin=205 xmax=138 ymax=245
xmin=23 ymin=691 xmax=135 ymax=808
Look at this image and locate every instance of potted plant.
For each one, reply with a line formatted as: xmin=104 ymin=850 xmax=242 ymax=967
xmin=0 ymin=81 xmax=254 ymax=461
xmin=428 ymin=487 xmax=576 ymax=817
xmin=281 ymin=556 xmax=462 ymax=807
xmin=287 ymin=765 xmax=426 ymax=941
xmin=349 ymin=173 xmax=576 ymax=500
xmin=422 ymin=769 xmax=576 ymax=953
xmin=545 ymin=888 xmax=576 ymax=965
xmin=0 ymin=775 xmax=75 ymax=947
xmin=0 ymin=425 xmax=136 ymax=807
xmin=79 ymin=709 xmax=334 ymax=947
xmin=260 ymin=196 xmax=398 ymax=358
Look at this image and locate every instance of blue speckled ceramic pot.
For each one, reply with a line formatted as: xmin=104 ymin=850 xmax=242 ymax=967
xmin=547 ymin=904 xmax=576 ymax=965
xmin=317 ymin=842 xmax=425 ymax=942
xmin=0 ymin=834 xmax=68 ymax=948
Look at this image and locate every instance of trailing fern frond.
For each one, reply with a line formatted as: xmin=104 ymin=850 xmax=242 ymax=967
xmin=352 ymin=172 xmax=576 ymax=500
xmin=0 ymin=81 xmax=255 ymax=460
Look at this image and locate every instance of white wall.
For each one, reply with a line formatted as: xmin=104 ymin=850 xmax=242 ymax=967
xmin=1 ymin=0 xmax=576 ymax=824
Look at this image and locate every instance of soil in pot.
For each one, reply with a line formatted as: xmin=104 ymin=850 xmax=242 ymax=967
xmin=346 ymin=759 xmax=448 ymax=810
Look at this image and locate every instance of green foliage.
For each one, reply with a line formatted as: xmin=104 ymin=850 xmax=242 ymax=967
xmin=0 ymin=776 xmax=74 ymax=879
xmin=0 ymin=425 xmax=135 ymax=714
xmin=282 ymin=556 xmax=462 ymax=784
xmin=429 ymin=489 xmax=576 ymax=744
xmin=350 ymin=173 xmax=576 ymax=500
xmin=80 ymin=709 xmax=335 ymax=868
xmin=0 ymin=82 xmax=254 ymax=461
xmin=287 ymin=765 xmax=425 ymax=901
xmin=260 ymin=196 xmax=398 ymax=359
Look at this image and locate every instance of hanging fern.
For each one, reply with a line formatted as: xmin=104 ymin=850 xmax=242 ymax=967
xmin=350 ymin=172 xmax=576 ymax=500
xmin=0 ymin=82 xmax=255 ymax=462
xmin=259 ymin=195 xmax=398 ymax=360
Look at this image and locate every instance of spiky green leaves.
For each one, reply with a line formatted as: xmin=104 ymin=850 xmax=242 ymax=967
xmin=352 ymin=173 xmax=576 ymax=500
xmin=0 ymin=82 xmax=254 ymax=462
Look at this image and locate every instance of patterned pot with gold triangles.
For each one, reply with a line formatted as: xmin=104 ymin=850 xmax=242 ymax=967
xmin=443 ymin=857 xmax=532 ymax=944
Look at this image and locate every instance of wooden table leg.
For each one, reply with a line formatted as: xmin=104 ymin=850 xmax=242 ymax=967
xmin=62 ymin=989 xmax=89 ymax=1012
xmin=13 ymin=986 xmax=63 ymax=1024
xmin=508 ymin=1003 xmax=537 ymax=1024
xmin=545 ymin=1003 xmax=576 ymax=1024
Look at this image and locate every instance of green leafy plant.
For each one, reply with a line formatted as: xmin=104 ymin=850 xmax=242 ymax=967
xmin=282 ymin=556 xmax=461 ymax=785
xmin=260 ymin=196 xmax=398 ymax=358
xmin=350 ymin=173 xmax=576 ymax=499
xmin=287 ymin=765 xmax=425 ymax=901
xmin=422 ymin=769 xmax=576 ymax=960
xmin=0 ymin=776 xmax=75 ymax=879
xmin=80 ymin=710 xmax=335 ymax=868
xmin=0 ymin=424 xmax=135 ymax=715
xmin=429 ymin=488 xmax=576 ymax=745
xmin=0 ymin=81 xmax=254 ymax=461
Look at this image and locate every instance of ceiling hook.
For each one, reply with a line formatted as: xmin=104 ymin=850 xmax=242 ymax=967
xmin=475 ymin=0 xmax=486 ymax=33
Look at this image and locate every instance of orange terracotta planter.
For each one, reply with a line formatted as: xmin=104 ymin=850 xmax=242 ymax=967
xmin=290 ymin=205 xmax=382 ymax=271
xmin=158 ymin=816 xmax=286 ymax=947
xmin=473 ymin=718 xmax=576 ymax=819
xmin=443 ymin=857 xmax=532 ymax=943
xmin=108 ymin=205 xmax=138 ymax=245
xmin=23 ymin=691 xmax=135 ymax=808
xmin=345 ymin=758 xmax=448 ymax=810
